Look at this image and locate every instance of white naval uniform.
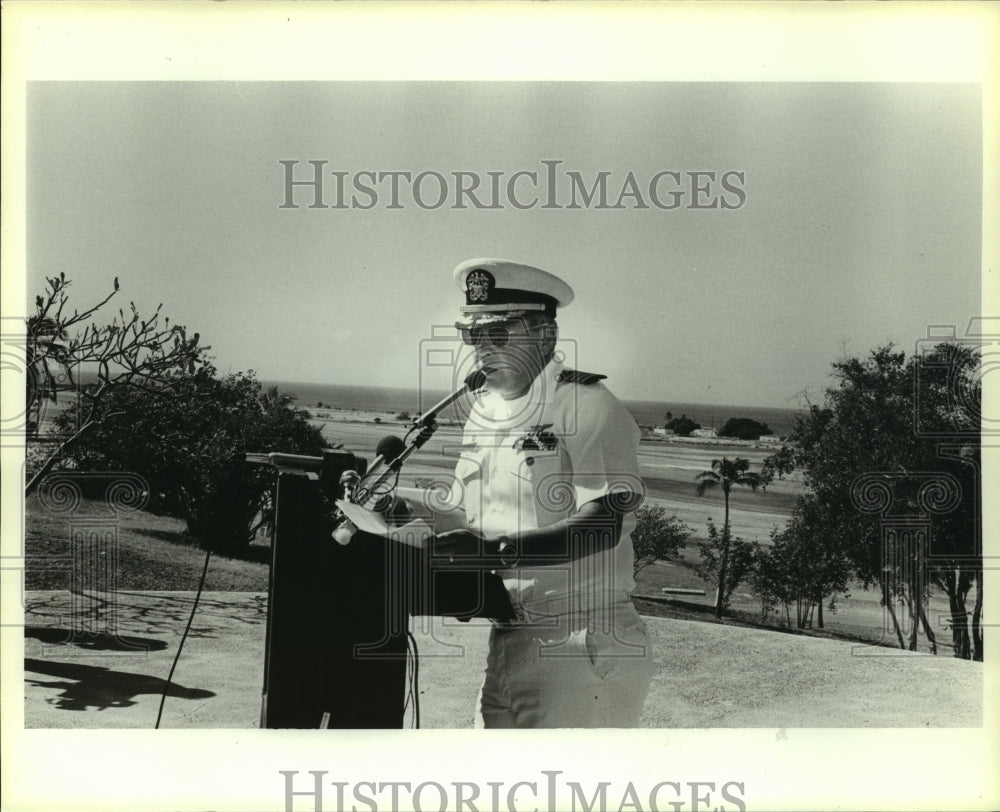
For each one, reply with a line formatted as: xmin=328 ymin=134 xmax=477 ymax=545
xmin=450 ymin=359 xmax=653 ymax=727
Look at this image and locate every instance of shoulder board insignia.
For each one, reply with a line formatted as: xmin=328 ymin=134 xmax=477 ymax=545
xmin=558 ymin=369 xmax=607 ymax=386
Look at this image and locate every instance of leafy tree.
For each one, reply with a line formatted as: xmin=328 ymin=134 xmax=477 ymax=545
xmin=693 ymin=520 xmax=757 ymax=615
xmin=630 ymin=505 xmax=690 ymax=575
xmin=695 ymin=456 xmax=762 ymax=617
xmin=760 ymin=344 xmax=981 ymax=658
xmin=748 ymin=542 xmax=792 ymax=624
xmin=750 ymin=498 xmax=852 ymax=629
xmin=666 ymin=415 xmax=701 ymax=437
xmin=25 ymin=274 xmax=203 ymax=495
xmin=54 ymin=365 xmax=326 ymax=556
xmin=717 ymin=417 xmax=772 ymax=441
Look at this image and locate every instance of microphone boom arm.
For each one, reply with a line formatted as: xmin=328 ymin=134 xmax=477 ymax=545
xmin=351 ymin=423 xmax=433 ymax=505
xmin=350 ymin=370 xmax=484 ymax=505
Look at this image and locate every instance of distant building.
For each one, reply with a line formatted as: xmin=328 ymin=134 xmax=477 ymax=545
xmin=653 ymin=427 xmax=675 ymax=436
xmin=758 ymin=435 xmax=784 ymax=445
xmin=691 ymin=427 xmax=717 ymax=438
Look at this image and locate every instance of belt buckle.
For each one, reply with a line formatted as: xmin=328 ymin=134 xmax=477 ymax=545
xmin=491 ymin=604 xmax=529 ymax=628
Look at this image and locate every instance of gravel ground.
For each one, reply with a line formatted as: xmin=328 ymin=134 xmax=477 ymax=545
xmin=21 ymin=591 xmax=982 ymax=729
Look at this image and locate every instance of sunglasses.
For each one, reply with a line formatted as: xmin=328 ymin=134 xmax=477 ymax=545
xmin=457 ymin=320 xmax=546 ymax=348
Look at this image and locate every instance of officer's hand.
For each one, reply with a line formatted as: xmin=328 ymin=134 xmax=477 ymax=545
xmin=432 ymin=529 xmax=485 ymax=564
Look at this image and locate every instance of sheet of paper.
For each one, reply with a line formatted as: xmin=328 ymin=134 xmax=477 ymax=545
xmin=334 ymin=499 xmax=389 ymax=535
xmin=386 ymin=517 xmax=434 ymax=549
xmin=335 ymin=499 xmax=433 ymax=548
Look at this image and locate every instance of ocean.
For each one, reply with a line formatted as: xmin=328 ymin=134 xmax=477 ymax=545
xmin=268 ymin=380 xmax=804 ymax=438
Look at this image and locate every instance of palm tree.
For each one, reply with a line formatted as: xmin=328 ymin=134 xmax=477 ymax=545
xmin=695 ymin=456 xmax=762 ymax=617
xmin=261 ymin=385 xmax=296 ymax=412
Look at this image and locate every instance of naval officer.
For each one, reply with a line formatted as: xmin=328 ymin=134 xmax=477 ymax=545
xmin=433 ymin=258 xmax=654 ymax=728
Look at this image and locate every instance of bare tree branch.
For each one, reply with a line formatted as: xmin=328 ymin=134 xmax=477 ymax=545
xmin=25 ymin=276 xmax=209 ymax=492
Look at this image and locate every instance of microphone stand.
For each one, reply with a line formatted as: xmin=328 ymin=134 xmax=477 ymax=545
xmin=348 ymin=369 xmax=484 ymax=506
xmin=351 ymin=422 xmax=436 ymax=505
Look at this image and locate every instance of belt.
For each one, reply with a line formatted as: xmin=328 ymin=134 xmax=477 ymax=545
xmin=494 ymin=593 xmax=635 ymax=629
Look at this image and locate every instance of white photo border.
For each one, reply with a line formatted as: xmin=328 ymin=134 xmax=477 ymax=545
xmin=2 ymin=3 xmax=998 ymax=811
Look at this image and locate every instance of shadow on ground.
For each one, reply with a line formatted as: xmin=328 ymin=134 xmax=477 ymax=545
xmin=24 ymin=657 xmax=215 ymax=712
xmin=23 ymin=591 xmax=267 ymax=728
xmin=25 ymin=626 xmax=168 ymax=652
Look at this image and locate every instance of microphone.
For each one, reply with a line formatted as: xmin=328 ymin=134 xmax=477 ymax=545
xmin=373 ymin=435 xmax=406 ymax=470
xmin=341 ymin=368 xmax=487 ymax=521
xmin=351 ymin=434 xmax=406 ymax=505
xmin=413 ymin=369 xmax=487 ymax=430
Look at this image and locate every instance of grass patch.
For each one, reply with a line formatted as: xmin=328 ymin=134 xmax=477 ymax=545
xmin=23 ymin=497 xmax=950 ymax=656
xmin=632 ymin=551 xmax=953 ymax=655
xmin=25 ymin=496 xmax=268 ymax=592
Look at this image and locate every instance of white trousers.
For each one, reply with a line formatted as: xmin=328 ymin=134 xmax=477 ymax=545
xmin=475 ymin=602 xmax=653 ymax=728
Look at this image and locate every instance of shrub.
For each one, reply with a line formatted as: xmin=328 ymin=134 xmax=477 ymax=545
xmin=718 ymin=418 xmax=772 ymax=440
xmin=693 ymin=520 xmax=757 ymax=612
xmin=665 ymin=416 xmax=700 ymax=437
xmin=54 ymin=367 xmax=325 ymax=556
xmin=631 ymin=505 xmax=690 ymax=575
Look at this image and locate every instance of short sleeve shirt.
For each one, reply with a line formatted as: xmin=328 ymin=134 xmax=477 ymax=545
xmin=450 ymin=359 xmax=642 ymax=613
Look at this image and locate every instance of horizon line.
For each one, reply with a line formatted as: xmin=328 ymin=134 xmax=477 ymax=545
xmin=261 ymin=376 xmax=807 ymax=413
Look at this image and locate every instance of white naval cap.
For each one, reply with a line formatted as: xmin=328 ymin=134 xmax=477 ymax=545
xmin=453 ymin=258 xmax=575 ymax=324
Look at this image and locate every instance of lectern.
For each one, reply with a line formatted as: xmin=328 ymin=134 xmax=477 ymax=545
xmin=248 ymin=449 xmax=513 ymax=728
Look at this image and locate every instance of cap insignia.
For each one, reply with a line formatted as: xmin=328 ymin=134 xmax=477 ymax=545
xmin=467 ymin=270 xmax=494 ymax=304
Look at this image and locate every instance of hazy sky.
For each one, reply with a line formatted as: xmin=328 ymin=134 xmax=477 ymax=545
xmin=27 ymin=81 xmax=981 ymax=407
